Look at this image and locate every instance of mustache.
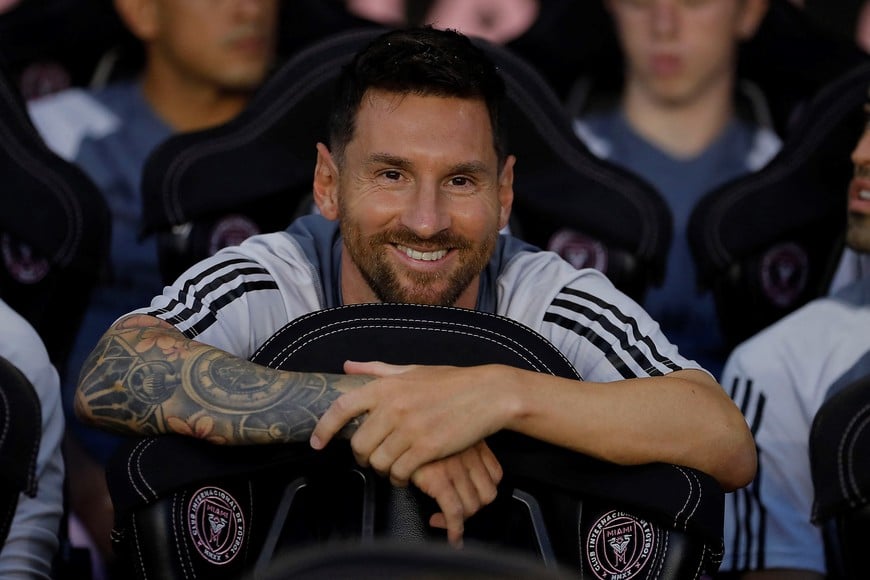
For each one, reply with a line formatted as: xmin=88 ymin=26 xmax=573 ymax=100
xmin=371 ymin=228 xmax=472 ymax=250
xmin=855 ymin=165 xmax=870 ymax=180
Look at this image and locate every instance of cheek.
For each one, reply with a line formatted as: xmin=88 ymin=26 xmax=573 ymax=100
xmin=451 ymin=199 xmax=504 ymax=236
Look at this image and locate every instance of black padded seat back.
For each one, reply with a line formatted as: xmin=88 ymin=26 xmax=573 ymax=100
xmin=107 ymin=304 xmax=724 ymax=579
xmin=0 ymin=60 xmax=110 ymax=375
xmin=0 ymin=354 xmax=42 ymax=548
xmin=687 ymin=62 xmax=870 ymax=349
xmin=140 ymin=27 xmax=671 ymax=301
xmin=809 ymin=373 xmax=870 ymax=580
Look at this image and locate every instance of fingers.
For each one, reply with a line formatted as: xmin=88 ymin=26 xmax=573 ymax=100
xmin=412 ymin=443 xmax=503 ymax=548
xmin=343 ymin=360 xmax=412 ymax=377
xmin=312 ymin=360 xmax=412 ymax=451
xmin=310 ymin=389 xmax=369 ymax=450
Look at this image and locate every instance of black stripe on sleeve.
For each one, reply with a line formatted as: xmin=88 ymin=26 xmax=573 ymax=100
xmin=183 ymin=279 xmax=280 ymax=338
xmin=144 ymin=257 xmax=278 ymax=336
xmin=728 ymin=375 xmax=767 ymax=572
xmin=544 ymin=286 xmax=682 ymax=377
xmin=161 ymin=264 xmax=275 ymax=327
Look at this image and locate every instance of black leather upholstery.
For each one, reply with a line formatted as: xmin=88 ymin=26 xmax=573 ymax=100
xmin=107 ymin=304 xmax=725 ymax=579
xmin=810 ymin=374 xmax=870 ymax=580
xmin=0 ymin=355 xmax=42 ymax=549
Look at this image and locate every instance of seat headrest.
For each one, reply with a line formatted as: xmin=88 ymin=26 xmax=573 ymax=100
xmin=687 ymin=62 xmax=870 ymax=347
xmin=0 ymin=59 xmax=111 ymax=371
xmin=0 ymin=62 xmax=109 ymax=272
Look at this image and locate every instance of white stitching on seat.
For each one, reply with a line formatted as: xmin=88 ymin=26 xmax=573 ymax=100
xmin=673 ymin=465 xmax=701 ymax=530
xmin=841 ymin=408 xmax=870 ymax=504
xmin=127 ymin=438 xmax=159 ymax=502
xmin=250 ymin=304 xmax=579 ymax=379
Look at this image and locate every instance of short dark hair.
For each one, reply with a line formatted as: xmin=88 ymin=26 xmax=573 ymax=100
xmin=328 ymin=27 xmax=507 ymax=166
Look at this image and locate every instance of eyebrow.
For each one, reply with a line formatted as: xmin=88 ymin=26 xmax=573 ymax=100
xmin=365 ymin=153 xmax=490 ymax=175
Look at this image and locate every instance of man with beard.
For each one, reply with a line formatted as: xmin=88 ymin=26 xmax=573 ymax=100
xmin=720 ymin=91 xmax=870 ymax=579
xmin=74 ymin=27 xmax=755 ymax=548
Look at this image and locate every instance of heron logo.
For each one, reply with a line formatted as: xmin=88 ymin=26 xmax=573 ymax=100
xmin=1 ymin=234 xmax=50 ymax=284
xmin=586 ymin=510 xmax=655 ymax=580
xmin=760 ymin=242 xmax=808 ymax=308
xmin=548 ymin=228 xmax=608 ymax=273
xmin=208 ymin=215 xmax=260 ymax=256
xmin=188 ymin=486 xmax=245 ymax=565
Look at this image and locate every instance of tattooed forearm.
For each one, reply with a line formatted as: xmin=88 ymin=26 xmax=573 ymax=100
xmin=75 ymin=314 xmax=369 ymax=445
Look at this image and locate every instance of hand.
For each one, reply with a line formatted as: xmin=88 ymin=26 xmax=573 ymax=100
xmin=310 ymin=360 xmax=513 ymax=486
xmin=411 ymin=441 xmax=503 ymax=548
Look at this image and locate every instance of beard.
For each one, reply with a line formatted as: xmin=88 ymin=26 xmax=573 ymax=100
xmin=847 ymin=212 xmax=870 ymax=254
xmin=340 ymin=218 xmax=498 ymax=306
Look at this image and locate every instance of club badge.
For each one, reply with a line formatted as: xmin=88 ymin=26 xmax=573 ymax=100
xmin=586 ymin=510 xmax=655 ymax=580
xmin=187 ymin=486 xmax=245 ymax=565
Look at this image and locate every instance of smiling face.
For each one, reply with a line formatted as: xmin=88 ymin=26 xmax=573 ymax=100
xmin=606 ymin=0 xmax=766 ymax=108
xmin=847 ymin=101 xmax=870 ymax=254
xmin=313 ymin=90 xmax=514 ymax=308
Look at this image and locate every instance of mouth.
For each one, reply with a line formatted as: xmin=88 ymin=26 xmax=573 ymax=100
xmin=395 ymin=244 xmax=449 ymax=262
xmin=849 ymin=179 xmax=870 ymax=215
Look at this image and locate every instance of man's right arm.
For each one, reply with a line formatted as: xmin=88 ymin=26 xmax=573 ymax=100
xmin=74 ymin=313 xmax=370 ymax=444
xmin=75 ymin=313 xmax=502 ymax=545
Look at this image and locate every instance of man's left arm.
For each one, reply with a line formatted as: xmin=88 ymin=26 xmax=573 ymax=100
xmin=312 ymin=362 xmax=756 ymax=492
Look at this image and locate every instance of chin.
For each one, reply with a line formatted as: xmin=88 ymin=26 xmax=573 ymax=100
xmin=846 ymin=216 xmax=870 ymax=254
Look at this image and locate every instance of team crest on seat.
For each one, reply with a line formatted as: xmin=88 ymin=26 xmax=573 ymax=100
xmin=586 ymin=510 xmax=655 ymax=580
xmin=187 ymin=486 xmax=245 ymax=565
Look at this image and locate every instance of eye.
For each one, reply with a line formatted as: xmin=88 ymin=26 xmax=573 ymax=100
xmin=381 ymin=170 xmax=402 ymax=181
xmin=450 ymin=176 xmax=471 ymax=187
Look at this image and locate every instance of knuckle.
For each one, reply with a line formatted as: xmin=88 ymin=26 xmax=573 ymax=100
xmin=481 ymin=485 xmax=498 ymax=505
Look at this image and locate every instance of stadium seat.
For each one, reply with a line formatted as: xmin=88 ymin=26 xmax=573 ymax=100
xmin=688 ymin=62 xmax=870 ymax=349
xmin=0 ymin=58 xmax=110 ymax=377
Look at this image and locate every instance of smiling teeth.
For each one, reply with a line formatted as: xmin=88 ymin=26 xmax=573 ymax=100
xmin=861 ymin=190 xmax=870 ymax=200
xmin=398 ymin=245 xmax=447 ymax=261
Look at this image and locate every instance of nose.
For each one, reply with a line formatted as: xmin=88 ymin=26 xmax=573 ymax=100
xmin=401 ymin=181 xmax=451 ymax=238
xmin=650 ymin=0 xmax=678 ymax=39
xmin=234 ymin=0 xmax=273 ymax=19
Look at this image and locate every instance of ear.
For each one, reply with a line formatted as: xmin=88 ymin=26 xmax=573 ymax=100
xmin=736 ymin=0 xmax=769 ymax=41
xmin=113 ymin=0 xmax=159 ymax=42
xmin=313 ymin=142 xmax=340 ymax=220
xmin=497 ymin=155 xmax=516 ymax=231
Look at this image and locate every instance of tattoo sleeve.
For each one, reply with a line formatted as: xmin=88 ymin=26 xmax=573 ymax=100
xmin=75 ymin=314 xmax=368 ymax=444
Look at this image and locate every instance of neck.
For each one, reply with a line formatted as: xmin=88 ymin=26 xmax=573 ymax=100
xmin=140 ymin=64 xmax=251 ymax=133
xmin=621 ymin=76 xmax=736 ymax=159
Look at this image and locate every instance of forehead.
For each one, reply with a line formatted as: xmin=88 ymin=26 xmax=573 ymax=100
xmin=349 ymin=89 xmax=497 ymax=160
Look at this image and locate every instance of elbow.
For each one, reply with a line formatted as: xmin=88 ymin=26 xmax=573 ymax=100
xmin=712 ymin=423 xmax=758 ymax=492
xmin=73 ymin=386 xmax=97 ymax=426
